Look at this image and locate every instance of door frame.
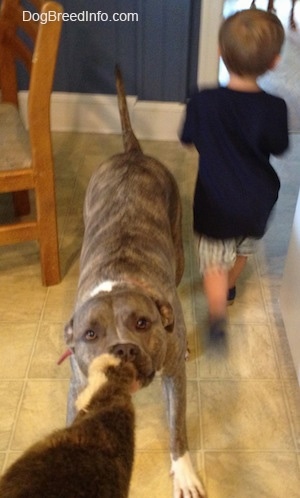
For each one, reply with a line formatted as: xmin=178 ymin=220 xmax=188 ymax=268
xmin=197 ymin=0 xmax=224 ymax=85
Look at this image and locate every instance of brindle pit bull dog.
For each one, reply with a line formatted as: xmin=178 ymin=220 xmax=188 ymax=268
xmin=64 ymin=66 xmax=205 ymax=497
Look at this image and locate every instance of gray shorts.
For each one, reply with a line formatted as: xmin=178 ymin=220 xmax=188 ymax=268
xmin=194 ymin=234 xmax=258 ymax=274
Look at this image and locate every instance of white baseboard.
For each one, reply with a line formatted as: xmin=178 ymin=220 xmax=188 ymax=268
xmin=19 ymin=91 xmax=185 ymax=141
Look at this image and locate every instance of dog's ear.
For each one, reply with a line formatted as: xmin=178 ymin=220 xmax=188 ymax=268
xmin=156 ymin=301 xmax=174 ymax=332
xmin=64 ymin=318 xmax=75 ymax=346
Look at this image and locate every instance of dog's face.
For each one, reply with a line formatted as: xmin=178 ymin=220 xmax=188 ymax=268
xmin=65 ymin=289 xmax=174 ymax=386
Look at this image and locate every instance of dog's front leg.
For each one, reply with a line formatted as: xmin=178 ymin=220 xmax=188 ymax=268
xmin=66 ymin=355 xmax=87 ymax=425
xmin=162 ymin=371 xmax=206 ymax=497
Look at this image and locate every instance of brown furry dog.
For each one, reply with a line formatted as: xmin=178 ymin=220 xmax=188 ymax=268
xmin=0 ymin=355 xmax=136 ymax=498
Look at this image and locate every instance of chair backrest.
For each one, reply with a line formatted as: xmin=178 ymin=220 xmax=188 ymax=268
xmin=0 ymin=0 xmax=63 ymax=286
xmin=0 ymin=0 xmax=63 ymax=106
xmin=0 ymin=0 xmax=63 ymax=103
xmin=0 ymin=0 xmax=42 ymax=105
xmin=27 ymin=2 xmax=63 ymax=178
xmin=0 ymin=0 xmax=63 ymax=173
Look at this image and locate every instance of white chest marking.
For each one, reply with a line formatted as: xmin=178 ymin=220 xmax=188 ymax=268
xmin=89 ymin=280 xmax=124 ymax=342
xmin=90 ymin=280 xmax=119 ymax=297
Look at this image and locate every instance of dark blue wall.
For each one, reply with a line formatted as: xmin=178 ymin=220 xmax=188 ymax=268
xmin=18 ymin=0 xmax=201 ymax=102
xmin=54 ymin=0 xmax=140 ymax=95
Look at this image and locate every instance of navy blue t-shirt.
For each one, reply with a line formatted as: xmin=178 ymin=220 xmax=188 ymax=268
xmin=181 ymin=87 xmax=289 ymax=239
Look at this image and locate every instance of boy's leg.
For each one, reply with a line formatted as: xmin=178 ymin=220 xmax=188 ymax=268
xmin=228 ymin=255 xmax=247 ymax=289
xmin=203 ymin=268 xmax=228 ymax=321
xmin=196 ymin=235 xmax=236 ymax=337
xmin=227 ymin=237 xmax=257 ymax=296
xmin=195 ymin=235 xmax=257 ymax=338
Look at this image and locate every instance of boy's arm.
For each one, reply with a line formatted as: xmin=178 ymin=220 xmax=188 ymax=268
xmin=267 ymin=99 xmax=289 ymax=156
xmin=180 ymin=97 xmax=197 ymax=145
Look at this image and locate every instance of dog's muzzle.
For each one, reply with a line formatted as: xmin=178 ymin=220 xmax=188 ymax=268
xmin=110 ymin=343 xmax=140 ymax=362
xmin=109 ymin=342 xmax=155 ymax=387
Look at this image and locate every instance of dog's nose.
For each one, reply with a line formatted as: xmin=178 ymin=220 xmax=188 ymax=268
xmin=110 ymin=343 xmax=139 ymax=362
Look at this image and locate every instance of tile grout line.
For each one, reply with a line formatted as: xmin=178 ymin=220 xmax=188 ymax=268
xmin=255 ymin=251 xmax=299 ymax=453
xmin=5 ymin=288 xmax=50 ymax=460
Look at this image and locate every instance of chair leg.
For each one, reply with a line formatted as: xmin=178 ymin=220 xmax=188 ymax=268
xmin=12 ymin=191 xmax=31 ymax=216
xmin=38 ymin=215 xmax=61 ymax=286
xmin=36 ymin=185 xmax=61 ymax=286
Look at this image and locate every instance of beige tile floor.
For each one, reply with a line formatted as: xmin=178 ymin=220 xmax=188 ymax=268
xmin=0 ymin=131 xmax=300 ymax=497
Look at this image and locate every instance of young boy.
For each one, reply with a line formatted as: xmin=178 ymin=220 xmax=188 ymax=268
xmin=181 ymin=9 xmax=289 ymax=338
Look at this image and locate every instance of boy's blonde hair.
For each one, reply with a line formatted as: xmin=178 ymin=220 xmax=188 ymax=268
xmin=219 ymin=9 xmax=285 ymax=77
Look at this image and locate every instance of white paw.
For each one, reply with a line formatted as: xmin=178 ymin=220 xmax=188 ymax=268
xmin=171 ymin=452 xmax=205 ymax=497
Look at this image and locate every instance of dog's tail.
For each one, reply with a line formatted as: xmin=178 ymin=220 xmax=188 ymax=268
xmin=115 ymin=65 xmax=142 ymax=153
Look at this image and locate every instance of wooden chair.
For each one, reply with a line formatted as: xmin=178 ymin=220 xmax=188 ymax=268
xmin=0 ymin=0 xmax=63 ymax=285
xmin=250 ymin=0 xmax=297 ymax=30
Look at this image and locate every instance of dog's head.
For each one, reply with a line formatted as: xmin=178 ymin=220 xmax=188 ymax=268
xmin=65 ymin=289 xmax=174 ymax=386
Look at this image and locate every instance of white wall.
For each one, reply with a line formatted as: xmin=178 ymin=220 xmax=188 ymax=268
xmin=280 ymin=190 xmax=300 ymax=385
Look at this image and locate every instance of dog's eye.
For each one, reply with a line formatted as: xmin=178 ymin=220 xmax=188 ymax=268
xmin=136 ymin=318 xmax=150 ymax=331
xmin=84 ymin=329 xmax=97 ymax=341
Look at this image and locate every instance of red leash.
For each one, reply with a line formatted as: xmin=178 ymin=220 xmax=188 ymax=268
xmin=57 ymin=348 xmax=73 ymax=365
